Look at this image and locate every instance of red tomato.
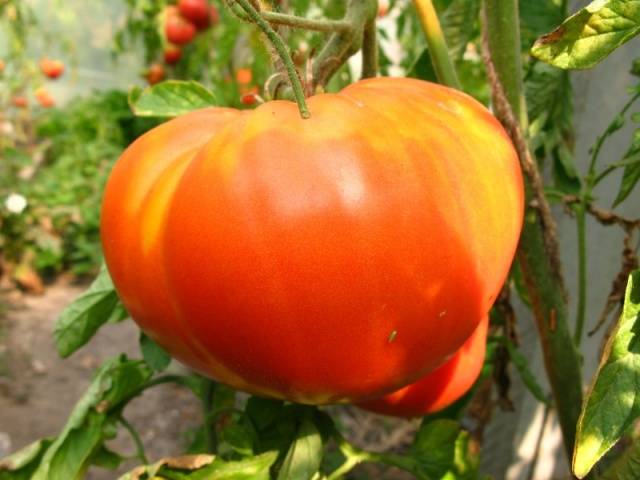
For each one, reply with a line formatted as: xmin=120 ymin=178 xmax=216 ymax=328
xmin=357 ymin=316 xmax=489 ymax=417
xmin=101 ymin=78 xmax=523 ymax=404
xmin=165 ymin=14 xmax=196 ymax=45
xmin=377 ymin=0 xmax=389 ymax=17
xmin=0 ymin=59 xmax=5 ymax=73
xmin=240 ymin=91 xmax=258 ymax=106
xmin=179 ymin=0 xmax=210 ymax=28
xmin=12 ymin=96 xmax=28 ymax=108
xmin=34 ymin=87 xmax=55 ymax=108
xmin=164 ymin=45 xmax=182 ymax=65
xmin=39 ymin=58 xmax=64 ymax=79
xmin=145 ymin=63 xmax=165 ymax=85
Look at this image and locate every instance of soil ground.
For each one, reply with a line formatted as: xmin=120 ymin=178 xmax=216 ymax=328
xmin=0 ymin=281 xmax=416 ymax=479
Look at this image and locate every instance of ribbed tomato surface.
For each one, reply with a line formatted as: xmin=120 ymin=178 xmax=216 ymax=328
xmin=357 ymin=316 xmax=489 ymax=416
xmin=101 ymin=77 xmax=523 ymax=403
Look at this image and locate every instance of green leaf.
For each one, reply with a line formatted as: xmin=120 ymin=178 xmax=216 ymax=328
xmin=139 ymin=332 xmax=172 ymax=372
xmin=504 ymin=340 xmax=549 ymax=404
xmin=573 ymin=270 xmax=640 ymax=478
xmin=520 ymin=0 xmax=565 ymax=50
xmin=220 ymin=423 xmax=255 ymax=458
xmin=131 ymin=81 xmax=218 ymax=117
xmin=54 ymin=265 xmax=128 ymax=358
xmin=600 ymin=438 xmax=640 ymax=479
xmin=440 ymin=0 xmax=480 ymax=59
xmin=0 ymin=439 xmax=52 ymax=480
xmin=412 ymin=419 xmax=460 ymax=478
xmin=613 ymin=130 xmax=640 ymax=206
xmin=90 ymin=446 xmax=123 ymax=470
xmin=245 ymin=397 xmax=284 ymax=432
xmin=31 ymin=356 xmax=152 ymax=480
xmin=276 ymin=417 xmax=323 ymax=480
xmin=408 ymin=48 xmax=438 ymax=83
xmin=120 ymin=452 xmax=278 ymax=480
xmin=531 ymin=0 xmax=640 ymax=70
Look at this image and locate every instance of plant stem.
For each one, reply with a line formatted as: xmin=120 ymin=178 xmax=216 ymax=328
xmin=361 ymin=17 xmax=378 ymax=79
xmin=482 ymin=0 xmax=528 ymax=130
xmin=202 ymin=379 xmax=218 ymax=453
xmin=234 ymin=0 xmax=310 ymax=119
xmin=118 ymin=415 xmax=149 ymax=465
xmin=312 ymin=0 xmax=377 ymax=89
xmin=412 ymin=0 xmax=460 ymax=88
xmin=482 ymin=0 xmax=583 ymax=461
xmin=574 ymin=204 xmax=587 ymax=345
xmin=235 ymin=10 xmax=353 ymax=33
xmin=328 ymin=423 xmax=430 ymax=480
xmin=588 ymin=92 xmax=640 ymax=182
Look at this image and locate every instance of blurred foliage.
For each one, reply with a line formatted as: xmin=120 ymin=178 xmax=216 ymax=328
xmin=0 ymin=91 xmax=160 ymax=279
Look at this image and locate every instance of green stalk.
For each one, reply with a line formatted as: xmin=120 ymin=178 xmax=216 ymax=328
xmin=230 ymin=7 xmax=353 ymax=32
xmin=118 ymin=415 xmax=149 ymax=465
xmin=574 ymin=204 xmax=587 ymax=345
xmin=412 ymin=0 xmax=460 ymax=88
xmin=361 ymin=17 xmax=378 ymax=79
xmin=482 ymin=0 xmax=583 ymax=460
xmin=482 ymin=0 xmax=528 ymax=130
xmin=202 ymin=379 xmax=218 ymax=453
xmin=257 ymin=12 xmax=353 ymax=32
xmin=234 ymin=0 xmax=310 ymax=118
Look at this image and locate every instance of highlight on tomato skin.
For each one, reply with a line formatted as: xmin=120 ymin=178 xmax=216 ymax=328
xmin=356 ymin=316 xmax=489 ymax=418
xmin=100 ymin=77 xmax=524 ymax=405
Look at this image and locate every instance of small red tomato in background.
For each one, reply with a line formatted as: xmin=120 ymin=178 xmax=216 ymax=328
xmin=179 ymin=0 xmax=210 ymax=29
xmin=356 ymin=317 xmax=489 ymax=417
xmin=377 ymin=0 xmax=390 ymax=17
xmin=145 ymin=63 xmax=165 ymax=85
xmin=12 ymin=96 xmax=28 ymax=108
xmin=39 ymin=58 xmax=64 ymax=79
xmin=34 ymin=87 xmax=55 ymax=108
xmin=240 ymin=87 xmax=258 ymax=106
xmin=235 ymin=68 xmax=252 ymax=85
xmin=164 ymin=45 xmax=182 ymax=65
xmin=0 ymin=59 xmax=5 ymax=73
xmin=165 ymin=14 xmax=196 ymax=45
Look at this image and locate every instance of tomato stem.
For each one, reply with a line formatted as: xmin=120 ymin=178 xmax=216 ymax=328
xmin=311 ymin=0 xmax=378 ymax=89
xmin=361 ymin=16 xmax=378 ymax=79
xmin=482 ymin=0 xmax=583 ymax=461
xmin=233 ymin=9 xmax=354 ymax=33
xmin=412 ymin=0 xmax=460 ymax=89
xmin=118 ymin=414 xmax=149 ymax=465
xmin=233 ymin=0 xmax=310 ymax=119
xmin=202 ymin=379 xmax=219 ymax=452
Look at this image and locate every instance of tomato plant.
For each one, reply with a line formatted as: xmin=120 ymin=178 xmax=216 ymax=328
xmin=2 ymin=0 xmax=640 ymax=479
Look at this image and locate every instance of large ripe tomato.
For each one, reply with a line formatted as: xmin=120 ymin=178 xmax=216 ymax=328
xmin=356 ymin=316 xmax=489 ymax=417
xmin=101 ymin=77 xmax=523 ymax=404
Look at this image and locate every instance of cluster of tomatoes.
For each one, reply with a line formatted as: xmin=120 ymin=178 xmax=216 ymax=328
xmin=145 ymin=0 xmax=220 ymax=85
xmin=5 ymin=57 xmax=64 ymax=110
